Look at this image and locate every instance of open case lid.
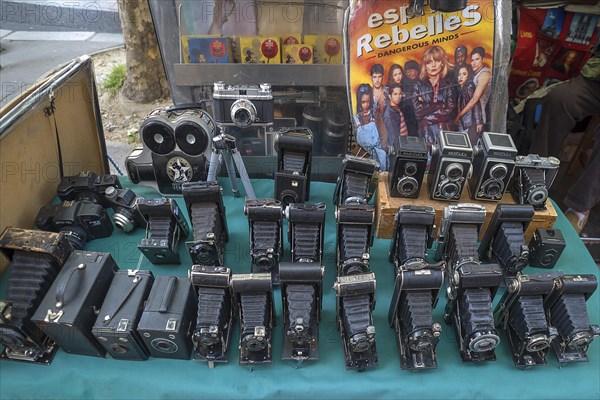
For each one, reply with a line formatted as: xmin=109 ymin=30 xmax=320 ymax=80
xmin=0 ymin=56 xmax=109 ymax=274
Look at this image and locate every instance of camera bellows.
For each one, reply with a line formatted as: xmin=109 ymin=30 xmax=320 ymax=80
xmin=291 ymin=224 xmax=321 ymax=262
xmin=285 ymin=285 xmax=315 ymax=338
xmin=400 ymin=291 xmax=434 ymax=345
xmin=447 ymin=224 xmax=479 ymax=263
xmin=342 ymin=173 xmax=370 ymax=204
xmin=196 ymin=287 xmax=231 ymax=346
xmin=551 ymin=294 xmax=591 ymax=342
xmin=240 ymin=293 xmax=270 ymax=352
xmin=494 ymin=223 xmax=529 ymax=274
xmin=283 ymin=151 xmax=309 ymax=173
xmin=341 ymin=295 xmax=374 ymax=352
xmin=250 ymin=221 xmax=281 ymax=271
xmin=396 ymin=225 xmax=428 ymax=265
xmin=191 ymin=203 xmax=222 ymax=241
xmin=509 ymin=296 xmax=548 ymax=341
xmin=459 ymin=288 xmax=496 ymax=343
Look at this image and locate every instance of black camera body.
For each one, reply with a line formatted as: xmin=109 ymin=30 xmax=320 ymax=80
xmin=189 ymin=265 xmax=233 ymax=367
xmin=35 ymin=200 xmax=113 ymax=250
xmin=280 ymin=262 xmax=323 ymax=362
xmin=389 ymin=136 xmax=428 ymax=198
xmin=478 ymin=204 xmax=535 ymax=276
xmin=137 ymin=275 xmax=198 ymax=360
xmin=31 ymin=251 xmax=118 ymax=357
xmin=287 ymin=203 xmax=326 ymax=263
xmin=104 ymin=187 xmax=147 ymax=233
xmin=212 ymin=82 xmax=274 ymax=128
xmin=512 ymin=154 xmax=560 ymax=210
xmin=126 ymin=107 xmax=216 ymax=195
xmin=494 ymin=273 xmax=559 ymax=368
xmin=333 ymin=155 xmax=379 ymax=205
xmin=274 ymin=127 xmax=313 ymax=206
xmin=92 ymin=270 xmax=155 ymax=360
xmin=182 ymin=181 xmax=229 ymax=266
xmin=528 ymin=228 xmax=566 ymax=269
xmin=0 ymin=228 xmax=73 ymax=364
xmin=231 ymin=273 xmax=276 ymax=365
xmin=429 ymin=131 xmax=473 ymax=201
xmin=437 ymin=204 xmax=503 ymax=362
xmin=245 ymin=199 xmax=284 ymax=278
xmin=544 ymin=274 xmax=600 ymax=364
xmin=469 ymin=132 xmax=517 ymax=202
xmin=388 ymin=205 xmax=444 ymax=370
xmin=137 ymin=198 xmax=190 ymax=265
xmin=57 ymin=172 xmax=122 ymax=206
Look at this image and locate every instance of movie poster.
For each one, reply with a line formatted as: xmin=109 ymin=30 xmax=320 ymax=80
xmin=509 ymin=7 xmax=599 ymax=101
xmin=347 ymin=1 xmax=495 ymax=170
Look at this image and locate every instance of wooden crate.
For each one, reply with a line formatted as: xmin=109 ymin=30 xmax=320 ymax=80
xmin=376 ymin=172 xmax=557 ymax=242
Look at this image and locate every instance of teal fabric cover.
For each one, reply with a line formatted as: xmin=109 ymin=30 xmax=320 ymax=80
xmin=0 ymin=178 xmax=598 ymax=399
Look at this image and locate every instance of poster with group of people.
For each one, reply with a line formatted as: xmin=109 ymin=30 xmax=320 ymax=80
xmin=509 ymin=7 xmax=599 ymax=101
xmin=347 ymin=0 xmax=496 ymax=171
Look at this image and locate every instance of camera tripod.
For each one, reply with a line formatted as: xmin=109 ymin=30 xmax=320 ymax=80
xmin=207 ymin=132 xmax=256 ymax=199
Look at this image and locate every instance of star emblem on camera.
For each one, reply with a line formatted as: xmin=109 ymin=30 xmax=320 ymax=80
xmin=166 ymin=157 xmax=193 ymax=183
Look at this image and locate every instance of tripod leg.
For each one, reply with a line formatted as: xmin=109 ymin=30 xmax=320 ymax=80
xmin=223 ymin=151 xmax=240 ymax=197
xmin=231 ymin=150 xmax=256 ymax=200
xmin=207 ymin=151 xmax=221 ymax=182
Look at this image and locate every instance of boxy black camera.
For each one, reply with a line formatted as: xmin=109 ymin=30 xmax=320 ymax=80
xmin=126 ymin=107 xmax=216 ymax=195
xmin=429 ymin=131 xmax=473 ymax=201
xmin=512 ymin=154 xmax=560 ymax=210
xmin=0 ymin=228 xmax=73 ymax=364
xmin=528 ymin=228 xmax=566 ymax=269
xmin=274 ymin=127 xmax=314 ymax=206
xmin=389 ymin=136 xmax=428 ymax=198
xmin=469 ymin=132 xmax=517 ymax=202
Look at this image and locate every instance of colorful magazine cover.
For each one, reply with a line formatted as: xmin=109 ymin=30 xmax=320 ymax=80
xmin=347 ymin=1 xmax=496 ymax=170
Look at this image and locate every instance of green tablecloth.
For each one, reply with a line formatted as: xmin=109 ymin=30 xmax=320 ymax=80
xmin=1 ymin=178 xmax=598 ymax=399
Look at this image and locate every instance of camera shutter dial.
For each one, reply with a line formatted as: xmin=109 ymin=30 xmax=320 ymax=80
xmin=230 ymin=99 xmax=257 ymax=128
xmin=141 ymin=120 xmax=176 ymax=155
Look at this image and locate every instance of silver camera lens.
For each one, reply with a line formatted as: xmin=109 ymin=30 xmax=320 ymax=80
xmin=490 ymin=164 xmax=508 ymax=180
xmin=482 ymin=180 xmax=504 ymax=198
xmin=526 ymin=334 xmax=551 ymax=353
xmin=445 ymin=163 xmax=464 ymax=181
xmin=527 ymin=185 xmax=548 ymax=206
xmin=397 ymin=177 xmax=419 ymax=197
xmin=230 ymin=99 xmax=257 ymax=128
xmin=468 ymin=331 xmax=500 ymax=352
xmin=440 ymin=181 xmax=460 ymax=198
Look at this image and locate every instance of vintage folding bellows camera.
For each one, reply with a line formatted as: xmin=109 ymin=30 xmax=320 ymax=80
xmin=274 ymin=127 xmax=313 ymax=206
xmin=182 ymin=181 xmax=228 ymax=266
xmin=528 ymin=228 xmax=566 ymax=269
xmin=35 ymin=200 xmax=113 ymax=250
xmin=389 ymin=136 xmax=428 ymax=198
xmin=544 ymin=274 xmax=600 ymax=364
xmin=437 ymin=204 xmax=503 ymax=362
xmin=0 ymin=228 xmax=73 ymax=364
xmin=333 ymin=155 xmax=379 ymax=206
xmin=494 ymin=272 xmax=559 ymax=368
xmin=137 ymin=275 xmax=198 ymax=360
xmin=57 ymin=171 xmax=122 ymax=206
xmin=429 ymin=131 xmax=473 ymax=201
xmin=245 ymin=199 xmax=283 ymax=278
xmin=478 ymin=204 xmax=535 ymax=277
xmin=126 ymin=107 xmax=216 ymax=195
xmin=104 ymin=186 xmax=147 ymax=233
xmin=137 ymin=198 xmax=190 ymax=265
xmin=212 ymin=82 xmax=274 ymax=128
xmin=231 ymin=273 xmax=275 ymax=365
xmin=92 ymin=270 xmax=155 ymax=360
xmin=287 ymin=203 xmax=326 ymax=263
xmin=469 ymin=132 xmax=517 ymax=202
xmin=31 ymin=251 xmax=118 ymax=357
xmin=512 ymin=154 xmax=560 ymax=210
xmin=388 ymin=205 xmax=444 ymax=370
xmin=280 ymin=262 xmax=323 ymax=362
xmin=189 ymin=265 xmax=233 ymax=367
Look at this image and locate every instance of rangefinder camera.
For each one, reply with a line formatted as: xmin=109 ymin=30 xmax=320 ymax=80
xmin=212 ymin=82 xmax=274 ymax=128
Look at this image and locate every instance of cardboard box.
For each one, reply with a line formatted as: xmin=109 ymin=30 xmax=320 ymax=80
xmin=282 ymin=44 xmax=313 ymax=64
xmin=376 ymin=173 xmax=557 ymax=242
xmin=239 ymin=36 xmax=281 ymax=64
xmin=281 ymin=34 xmax=302 ymax=45
xmin=303 ymin=34 xmax=343 ymax=64
xmin=186 ymin=36 xmax=232 ymax=63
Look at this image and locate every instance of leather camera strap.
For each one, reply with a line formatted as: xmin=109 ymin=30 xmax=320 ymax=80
xmin=54 ymin=263 xmax=86 ymax=309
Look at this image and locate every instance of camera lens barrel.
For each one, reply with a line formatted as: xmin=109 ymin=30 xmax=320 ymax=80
xmin=113 ymin=207 xmax=137 ymax=233
xmin=397 ymin=177 xmax=419 ymax=197
xmin=230 ymin=99 xmax=257 ymax=128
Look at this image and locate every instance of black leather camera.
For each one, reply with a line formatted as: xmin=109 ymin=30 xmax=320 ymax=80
xmin=528 ymin=228 xmax=566 ymax=269
xmin=35 ymin=200 xmax=113 ymax=249
xmin=245 ymin=199 xmax=283 ymax=279
xmin=126 ymin=107 xmax=216 ymax=195
xmin=189 ymin=265 xmax=233 ymax=367
xmin=389 ymin=136 xmax=428 ymax=198
xmin=182 ymin=181 xmax=228 ymax=266
xmin=31 ymin=251 xmax=118 ymax=357
xmin=494 ymin=272 xmax=559 ymax=368
xmin=92 ymin=270 xmax=155 ymax=360
xmin=274 ymin=127 xmax=313 ymax=206
xmin=544 ymin=274 xmax=600 ymax=364
xmin=512 ymin=154 xmax=560 ymax=210
xmin=212 ymin=82 xmax=274 ymax=128
xmin=478 ymin=204 xmax=535 ymax=276
xmin=57 ymin=171 xmax=122 ymax=206
xmin=137 ymin=275 xmax=198 ymax=360
xmin=287 ymin=203 xmax=326 ymax=263
xmin=437 ymin=204 xmax=503 ymax=362
xmin=333 ymin=155 xmax=379 ymax=206
xmin=469 ymin=132 xmax=517 ymax=202
xmin=388 ymin=205 xmax=444 ymax=370
xmin=429 ymin=131 xmax=473 ymax=201
xmin=231 ymin=273 xmax=275 ymax=365
xmin=137 ymin=198 xmax=190 ymax=265
xmin=0 ymin=228 xmax=73 ymax=364
xmin=104 ymin=186 xmax=147 ymax=233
